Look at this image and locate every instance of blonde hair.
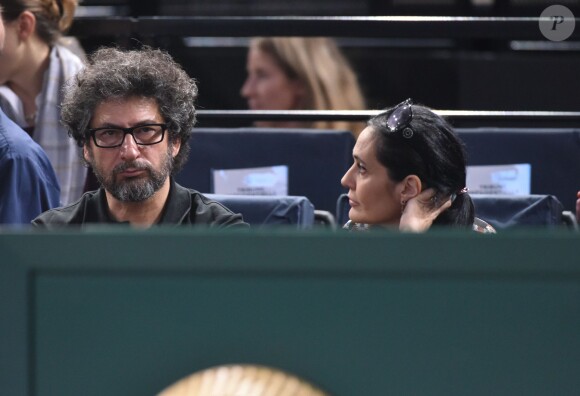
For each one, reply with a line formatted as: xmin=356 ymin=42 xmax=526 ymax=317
xmin=251 ymin=37 xmax=366 ymax=138
xmin=1 ymin=0 xmax=78 ymax=45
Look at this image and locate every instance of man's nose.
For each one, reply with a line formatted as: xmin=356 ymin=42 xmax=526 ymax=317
xmin=119 ymin=133 xmax=140 ymax=159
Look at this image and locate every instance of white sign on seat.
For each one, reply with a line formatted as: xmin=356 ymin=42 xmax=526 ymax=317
xmin=212 ymin=165 xmax=288 ymax=196
xmin=466 ymin=163 xmax=531 ymax=195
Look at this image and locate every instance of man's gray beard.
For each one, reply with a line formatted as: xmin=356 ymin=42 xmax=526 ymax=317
xmin=91 ymin=150 xmax=173 ymax=202
xmin=110 ymin=169 xmax=164 ymax=202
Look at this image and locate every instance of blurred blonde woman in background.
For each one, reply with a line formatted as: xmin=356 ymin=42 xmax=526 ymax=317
xmin=0 ymin=0 xmax=86 ymax=205
xmin=241 ymin=37 xmax=366 ymax=138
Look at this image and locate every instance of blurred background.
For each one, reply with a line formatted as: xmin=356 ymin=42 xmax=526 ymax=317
xmin=73 ymin=0 xmax=580 ymax=128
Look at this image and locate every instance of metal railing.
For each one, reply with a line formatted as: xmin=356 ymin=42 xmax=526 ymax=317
xmin=196 ymin=110 xmax=580 ymax=127
xmin=69 ymin=16 xmax=580 ymax=40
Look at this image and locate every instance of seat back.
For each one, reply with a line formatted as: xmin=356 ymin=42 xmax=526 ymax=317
xmin=205 ymin=194 xmax=315 ymax=229
xmin=336 ymin=193 xmax=569 ymax=230
xmin=175 ymin=128 xmax=355 ymax=213
xmin=456 ymin=128 xmax=580 ymax=211
xmin=471 ymin=194 xmax=565 ymax=230
xmin=336 ymin=193 xmax=351 ymax=227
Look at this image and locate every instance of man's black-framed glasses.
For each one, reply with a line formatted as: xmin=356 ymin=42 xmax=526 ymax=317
xmin=386 ymin=98 xmax=414 ymax=139
xmin=89 ymin=123 xmax=168 ymax=148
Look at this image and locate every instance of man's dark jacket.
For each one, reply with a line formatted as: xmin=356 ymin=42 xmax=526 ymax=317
xmin=32 ymin=179 xmax=248 ymax=228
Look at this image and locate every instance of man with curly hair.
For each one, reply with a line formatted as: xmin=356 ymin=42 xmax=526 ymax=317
xmin=33 ymin=46 xmax=246 ymax=228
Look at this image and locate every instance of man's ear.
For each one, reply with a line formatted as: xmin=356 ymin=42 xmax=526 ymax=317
xmin=16 ymin=11 xmax=36 ymax=41
xmin=83 ymin=144 xmax=91 ymax=163
xmin=399 ymin=175 xmax=422 ymax=203
xmin=171 ymin=139 xmax=181 ymax=157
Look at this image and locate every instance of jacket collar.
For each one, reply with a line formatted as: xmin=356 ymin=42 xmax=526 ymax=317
xmin=157 ymin=178 xmax=192 ymax=225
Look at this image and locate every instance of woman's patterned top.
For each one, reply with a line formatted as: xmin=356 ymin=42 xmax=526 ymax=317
xmin=343 ymin=217 xmax=496 ymax=234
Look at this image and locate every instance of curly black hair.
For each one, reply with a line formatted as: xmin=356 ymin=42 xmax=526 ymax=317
xmin=61 ymin=46 xmax=198 ymax=174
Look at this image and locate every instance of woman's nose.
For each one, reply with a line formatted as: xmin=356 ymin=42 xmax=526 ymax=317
xmin=240 ymin=76 xmax=254 ymax=98
xmin=341 ymin=164 xmax=355 ymax=189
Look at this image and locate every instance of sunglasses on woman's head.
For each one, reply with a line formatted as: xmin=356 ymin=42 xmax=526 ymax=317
xmin=386 ymin=98 xmax=414 ymax=139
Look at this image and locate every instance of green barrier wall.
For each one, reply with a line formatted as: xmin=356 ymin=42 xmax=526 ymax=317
xmin=1 ymin=228 xmax=579 ymax=396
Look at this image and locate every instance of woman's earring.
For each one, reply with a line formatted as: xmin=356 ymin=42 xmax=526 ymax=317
xmin=401 ymin=200 xmax=407 ymax=214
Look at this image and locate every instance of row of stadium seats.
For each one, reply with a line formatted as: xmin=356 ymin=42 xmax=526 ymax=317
xmin=177 ymin=127 xmax=580 ymax=227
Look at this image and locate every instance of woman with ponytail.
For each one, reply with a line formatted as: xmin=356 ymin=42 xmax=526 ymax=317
xmin=341 ymin=99 xmax=494 ymax=233
xmin=0 ymin=0 xmax=86 ymax=205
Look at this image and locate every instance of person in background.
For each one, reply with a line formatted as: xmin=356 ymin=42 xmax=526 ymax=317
xmin=0 ymin=106 xmax=60 ymax=224
xmin=341 ymin=99 xmax=495 ymax=233
xmin=0 ymin=4 xmax=59 ymax=225
xmin=32 ymin=46 xmax=247 ymax=229
xmin=240 ymin=37 xmax=366 ymax=138
xmin=0 ymin=0 xmax=86 ymax=205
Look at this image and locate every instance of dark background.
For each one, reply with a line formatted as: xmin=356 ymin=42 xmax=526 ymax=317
xmin=74 ymin=0 xmax=580 ymax=128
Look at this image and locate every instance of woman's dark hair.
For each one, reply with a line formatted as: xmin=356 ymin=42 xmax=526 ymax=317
xmin=368 ymin=102 xmax=474 ymax=228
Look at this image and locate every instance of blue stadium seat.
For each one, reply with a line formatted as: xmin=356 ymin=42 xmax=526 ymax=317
xmin=470 ymin=194 xmax=571 ymax=230
xmin=175 ymin=128 xmax=355 ymax=213
xmin=335 ymin=193 xmax=350 ymax=228
xmin=456 ymin=128 xmax=580 ymax=211
xmin=205 ymin=194 xmax=315 ymax=229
